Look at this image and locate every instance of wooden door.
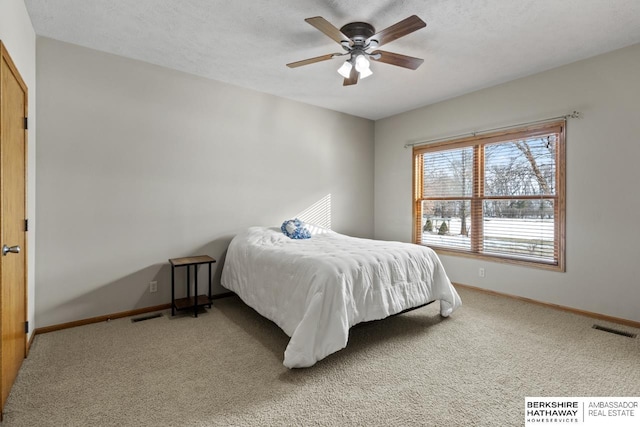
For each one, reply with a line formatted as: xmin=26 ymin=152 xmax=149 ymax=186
xmin=0 ymin=41 xmax=28 ymax=418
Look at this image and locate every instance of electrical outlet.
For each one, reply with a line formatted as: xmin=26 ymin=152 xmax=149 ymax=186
xmin=149 ymin=281 xmax=158 ymax=293
xmin=478 ymin=268 xmax=485 ymax=278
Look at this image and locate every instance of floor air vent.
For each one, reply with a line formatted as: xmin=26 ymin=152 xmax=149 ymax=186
xmin=131 ymin=313 xmax=163 ymax=323
xmin=592 ymin=324 xmax=637 ymax=338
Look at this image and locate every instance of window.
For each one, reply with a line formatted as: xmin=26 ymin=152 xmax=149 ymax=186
xmin=413 ymin=121 xmax=565 ymax=270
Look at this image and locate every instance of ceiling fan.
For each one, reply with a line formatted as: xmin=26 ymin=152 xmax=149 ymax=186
xmin=286 ymin=15 xmax=427 ymax=86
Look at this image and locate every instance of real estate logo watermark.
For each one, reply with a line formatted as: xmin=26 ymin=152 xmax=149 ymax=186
xmin=525 ymin=397 xmax=639 ymax=426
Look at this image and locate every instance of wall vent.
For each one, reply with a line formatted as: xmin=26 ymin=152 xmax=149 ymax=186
xmin=592 ymin=324 xmax=636 ymax=338
xmin=131 ymin=313 xmax=163 ymax=323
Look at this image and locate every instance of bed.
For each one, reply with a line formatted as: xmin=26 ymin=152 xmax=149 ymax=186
xmin=220 ymin=225 xmax=462 ymax=368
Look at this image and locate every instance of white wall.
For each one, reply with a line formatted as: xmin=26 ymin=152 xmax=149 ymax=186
xmin=36 ymin=38 xmax=374 ymax=328
xmin=375 ymin=43 xmax=640 ymax=323
xmin=0 ymin=0 xmax=37 ymax=338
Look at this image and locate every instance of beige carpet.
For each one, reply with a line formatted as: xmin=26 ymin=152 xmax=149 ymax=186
xmin=3 ymin=287 xmax=639 ymax=426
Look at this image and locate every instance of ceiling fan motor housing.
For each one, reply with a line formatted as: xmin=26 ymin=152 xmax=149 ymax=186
xmin=340 ymin=22 xmax=375 ymax=45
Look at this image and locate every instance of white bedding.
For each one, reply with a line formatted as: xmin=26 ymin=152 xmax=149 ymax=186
xmin=221 ymin=226 xmax=461 ymax=368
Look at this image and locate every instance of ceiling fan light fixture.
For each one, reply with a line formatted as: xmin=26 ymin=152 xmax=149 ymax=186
xmin=337 ymin=61 xmax=353 ymax=78
xmin=359 ymin=67 xmax=373 ymax=79
xmin=355 ymin=55 xmax=372 ymax=79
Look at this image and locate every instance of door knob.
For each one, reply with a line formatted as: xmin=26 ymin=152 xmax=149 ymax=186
xmin=2 ymin=245 xmax=20 ymax=256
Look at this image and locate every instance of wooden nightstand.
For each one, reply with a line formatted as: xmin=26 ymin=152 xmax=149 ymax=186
xmin=169 ymin=255 xmax=216 ymax=317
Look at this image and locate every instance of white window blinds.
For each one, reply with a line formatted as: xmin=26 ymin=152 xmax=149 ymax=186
xmin=413 ymin=121 xmax=565 ymax=270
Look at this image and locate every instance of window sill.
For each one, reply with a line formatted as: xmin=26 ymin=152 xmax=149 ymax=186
xmin=427 ymin=246 xmax=565 ymax=272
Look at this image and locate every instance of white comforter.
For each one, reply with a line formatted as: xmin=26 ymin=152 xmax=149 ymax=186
xmin=221 ymin=226 xmax=461 ymax=368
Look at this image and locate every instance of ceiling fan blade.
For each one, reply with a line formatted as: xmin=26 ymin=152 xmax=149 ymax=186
xmin=366 ymin=15 xmax=426 ymax=48
xmin=286 ymin=54 xmax=336 ymax=68
xmin=370 ymin=50 xmax=424 ymax=70
xmin=343 ymin=66 xmax=359 ymax=86
xmin=305 ymin=17 xmax=352 ymax=45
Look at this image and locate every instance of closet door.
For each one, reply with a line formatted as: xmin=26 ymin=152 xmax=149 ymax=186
xmin=0 ymin=40 xmax=28 ymax=418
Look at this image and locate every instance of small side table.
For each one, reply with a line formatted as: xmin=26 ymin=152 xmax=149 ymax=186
xmin=169 ymin=255 xmax=216 ymax=317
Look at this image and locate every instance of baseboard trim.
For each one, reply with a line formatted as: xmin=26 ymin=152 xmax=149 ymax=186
xmin=26 ymin=330 xmax=36 ymax=356
xmin=33 ymin=292 xmax=237 ymax=336
xmin=34 ymin=304 xmax=171 ymax=335
xmin=211 ymin=291 xmax=235 ymax=300
xmin=454 ymin=283 xmax=640 ymax=329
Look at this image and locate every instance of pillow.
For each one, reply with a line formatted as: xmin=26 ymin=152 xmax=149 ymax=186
xmin=281 ymin=218 xmax=311 ymax=239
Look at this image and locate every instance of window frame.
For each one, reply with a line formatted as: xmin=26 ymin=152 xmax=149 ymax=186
xmin=412 ymin=120 xmax=566 ymax=271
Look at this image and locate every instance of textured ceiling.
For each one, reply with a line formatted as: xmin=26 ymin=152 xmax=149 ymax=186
xmin=24 ymin=0 xmax=640 ymax=120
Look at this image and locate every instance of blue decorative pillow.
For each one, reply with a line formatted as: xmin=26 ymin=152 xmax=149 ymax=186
xmin=281 ymin=218 xmax=311 ymax=239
